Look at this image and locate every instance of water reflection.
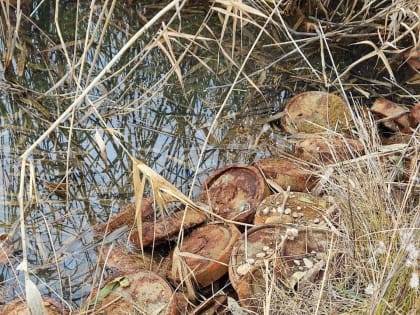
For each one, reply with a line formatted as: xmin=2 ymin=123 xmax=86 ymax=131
xmin=0 ymin=0 xmax=287 ymax=307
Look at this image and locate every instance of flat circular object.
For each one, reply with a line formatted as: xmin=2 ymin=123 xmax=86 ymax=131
xmin=1 ymin=297 xmax=68 ymax=315
xmin=84 ymin=270 xmax=178 ymax=315
xmin=294 ymin=136 xmax=364 ymax=164
xmin=173 ymin=223 xmax=241 ymax=288
xmin=253 ymin=158 xmax=316 ymax=191
xmin=229 ymin=224 xmax=331 ymax=311
xmin=254 ymin=192 xmax=329 ymax=226
xmin=198 ymin=163 xmax=269 ymax=223
xmin=229 ymin=224 xmax=288 ymax=311
xmin=274 ymin=227 xmax=331 ymax=288
xmin=97 ymin=244 xmax=168 ymax=276
xmin=281 ymin=91 xmax=354 ymax=134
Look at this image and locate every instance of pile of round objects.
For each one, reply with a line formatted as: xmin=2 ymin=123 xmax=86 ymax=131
xmin=6 ymin=92 xmax=417 ymax=314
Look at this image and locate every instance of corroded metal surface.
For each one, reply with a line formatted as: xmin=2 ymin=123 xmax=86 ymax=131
xmin=171 ymin=223 xmax=240 ymax=288
xmin=254 ymin=192 xmax=329 ymax=227
xmin=294 ymin=136 xmax=364 ymax=164
xmin=83 ymin=270 xmax=178 ymax=315
xmin=129 ymin=209 xmax=207 ymax=247
xmin=198 ymin=163 xmax=269 ymax=223
xmin=229 ymin=224 xmax=331 ymax=312
xmin=281 ymin=91 xmax=354 ymax=134
xmin=253 ymin=158 xmax=316 ymax=191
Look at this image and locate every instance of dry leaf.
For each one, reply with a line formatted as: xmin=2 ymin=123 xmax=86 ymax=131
xmin=371 ymin=98 xmax=411 ymax=133
xmin=409 ymin=103 xmax=420 ymax=128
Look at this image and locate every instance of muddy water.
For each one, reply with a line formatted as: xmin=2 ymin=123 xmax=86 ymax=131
xmin=0 ymin=1 xmax=290 ymax=306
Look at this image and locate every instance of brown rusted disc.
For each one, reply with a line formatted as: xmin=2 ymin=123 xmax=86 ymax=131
xmin=409 ymin=103 xmax=420 ymax=128
xmin=83 ymin=270 xmax=178 ymax=315
xmin=294 ymin=135 xmax=364 ymax=164
xmin=253 ymin=158 xmax=316 ymax=191
xmin=1 ymin=297 xmax=68 ymax=314
xmin=94 ymin=196 xmax=182 ymax=234
xmin=274 ymin=227 xmax=332 ymax=289
xmin=382 ymin=133 xmax=413 ymax=145
xmin=97 ymin=244 xmax=169 ymax=277
xmin=229 ymin=224 xmax=288 ymax=312
xmin=254 ymin=192 xmax=329 ymax=227
xmin=171 ymin=223 xmax=241 ymax=288
xmin=229 ymin=225 xmax=331 ymax=311
xmin=129 ymin=208 xmax=207 ymax=247
xmin=198 ymin=163 xmax=269 ymax=223
xmin=280 ymin=91 xmax=354 ymax=134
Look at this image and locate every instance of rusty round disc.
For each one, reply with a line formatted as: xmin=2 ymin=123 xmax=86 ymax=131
xmin=254 ymin=192 xmax=329 ymax=226
xmin=229 ymin=224 xmax=289 ymax=311
xmin=129 ymin=208 xmax=207 ymax=247
xmin=172 ymin=223 xmax=241 ymax=288
xmin=1 ymin=297 xmax=68 ymax=315
xmin=294 ymin=136 xmax=364 ymax=164
xmin=280 ymin=91 xmax=354 ymax=134
xmin=253 ymin=158 xmax=316 ymax=191
xmin=97 ymin=244 xmax=169 ymax=276
xmin=198 ymin=163 xmax=269 ymax=223
xmin=84 ymin=270 xmax=178 ymax=315
xmin=229 ymin=224 xmax=331 ymax=311
xmin=94 ymin=196 xmax=182 ymax=234
xmin=273 ymin=227 xmax=332 ymax=289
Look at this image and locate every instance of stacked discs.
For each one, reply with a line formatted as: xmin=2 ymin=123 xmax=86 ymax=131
xmin=198 ymin=163 xmax=269 ymax=223
xmin=254 ymin=192 xmax=329 ymax=226
xmin=170 ymin=223 xmax=241 ymax=288
xmin=129 ymin=208 xmax=207 ymax=247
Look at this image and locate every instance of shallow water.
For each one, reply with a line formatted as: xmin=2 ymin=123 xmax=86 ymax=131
xmin=0 ymin=0 xmax=290 ymax=306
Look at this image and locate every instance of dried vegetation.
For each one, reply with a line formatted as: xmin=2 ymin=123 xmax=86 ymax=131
xmin=0 ymin=0 xmax=419 ymax=314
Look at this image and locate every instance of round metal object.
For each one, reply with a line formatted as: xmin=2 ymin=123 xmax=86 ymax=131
xmin=254 ymin=192 xmax=329 ymax=226
xmin=94 ymin=196 xmax=181 ymax=234
xmin=198 ymin=163 xmax=269 ymax=223
xmin=84 ymin=270 xmax=178 ymax=315
xmin=294 ymin=136 xmax=364 ymax=164
xmin=129 ymin=208 xmax=207 ymax=247
xmin=229 ymin=224 xmax=331 ymax=312
xmin=172 ymin=223 xmax=241 ymax=288
xmin=281 ymin=91 xmax=354 ymax=134
xmin=1 ymin=297 xmax=68 ymax=314
xmin=97 ymin=244 xmax=168 ymax=277
xmin=253 ymin=158 xmax=316 ymax=192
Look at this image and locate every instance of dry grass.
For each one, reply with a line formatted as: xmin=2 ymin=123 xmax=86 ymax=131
xmin=0 ymin=0 xmax=419 ymax=314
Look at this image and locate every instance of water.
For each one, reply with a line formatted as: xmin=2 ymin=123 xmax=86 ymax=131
xmin=0 ymin=0 xmax=290 ymax=308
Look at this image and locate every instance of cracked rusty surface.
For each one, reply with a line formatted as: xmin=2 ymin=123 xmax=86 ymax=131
xmin=254 ymin=192 xmax=330 ymax=227
xmin=281 ymin=91 xmax=354 ymax=135
xmin=84 ymin=270 xmax=178 ymax=315
xmin=171 ymin=223 xmax=241 ymax=288
xmin=198 ymin=163 xmax=269 ymax=223
xmin=253 ymin=158 xmax=317 ymax=192
xmin=129 ymin=209 xmax=207 ymax=248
